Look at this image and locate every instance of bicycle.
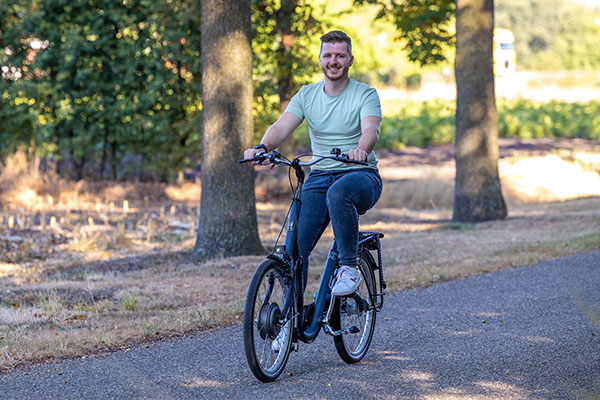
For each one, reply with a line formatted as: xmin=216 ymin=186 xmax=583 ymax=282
xmin=239 ymin=148 xmax=386 ymax=382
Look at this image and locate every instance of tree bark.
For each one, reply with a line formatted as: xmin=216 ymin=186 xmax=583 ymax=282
xmin=100 ymin=125 xmax=109 ymax=179
xmin=453 ymin=0 xmax=507 ymax=222
xmin=191 ymin=0 xmax=264 ymax=261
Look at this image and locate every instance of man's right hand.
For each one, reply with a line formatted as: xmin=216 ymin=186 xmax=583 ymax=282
xmin=243 ymin=148 xmax=263 ymax=165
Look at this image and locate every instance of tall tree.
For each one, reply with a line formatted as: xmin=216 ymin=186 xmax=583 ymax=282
xmin=191 ymin=0 xmax=264 ymax=261
xmin=355 ymin=0 xmax=506 ymax=222
xmin=454 ymin=0 xmax=506 ymax=221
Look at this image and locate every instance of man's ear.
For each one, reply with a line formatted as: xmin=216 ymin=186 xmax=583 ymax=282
xmin=349 ymin=55 xmax=354 ymax=67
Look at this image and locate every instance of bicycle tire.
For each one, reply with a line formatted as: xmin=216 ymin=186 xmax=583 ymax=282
xmin=330 ymin=250 xmax=377 ymax=364
xmin=243 ymin=259 xmax=294 ymax=382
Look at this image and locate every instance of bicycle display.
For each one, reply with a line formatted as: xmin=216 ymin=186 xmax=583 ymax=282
xmin=239 ymin=148 xmax=386 ymax=382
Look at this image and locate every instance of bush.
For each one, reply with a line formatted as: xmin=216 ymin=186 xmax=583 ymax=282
xmin=379 ymin=99 xmax=455 ymax=149
xmin=404 ymin=73 xmax=423 ymax=91
xmin=497 ymin=100 xmax=600 ymax=141
xmin=377 ymin=99 xmax=600 ymax=149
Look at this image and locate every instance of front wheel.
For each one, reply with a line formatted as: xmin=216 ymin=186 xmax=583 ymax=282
xmin=243 ymin=259 xmax=294 ymax=382
xmin=330 ymin=250 xmax=377 ymax=363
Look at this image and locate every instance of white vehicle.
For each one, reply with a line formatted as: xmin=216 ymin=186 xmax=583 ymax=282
xmin=494 ymin=28 xmax=516 ymax=76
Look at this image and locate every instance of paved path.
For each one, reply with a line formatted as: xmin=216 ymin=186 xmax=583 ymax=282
xmin=1 ymin=251 xmax=599 ymax=399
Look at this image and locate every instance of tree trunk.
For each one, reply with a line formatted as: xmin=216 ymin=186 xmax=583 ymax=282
xmin=453 ymin=0 xmax=507 ymax=222
xmin=191 ymin=0 xmax=264 ymax=261
xmin=110 ymin=139 xmax=117 ymax=180
xmin=100 ymin=125 xmax=109 ymax=179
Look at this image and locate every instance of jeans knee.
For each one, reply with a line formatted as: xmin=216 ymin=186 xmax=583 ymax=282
xmin=326 ymin=185 xmax=349 ymax=209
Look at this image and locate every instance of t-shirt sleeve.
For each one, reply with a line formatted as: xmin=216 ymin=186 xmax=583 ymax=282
xmin=283 ymin=86 xmax=305 ymax=121
xmin=360 ymin=88 xmax=382 ymax=120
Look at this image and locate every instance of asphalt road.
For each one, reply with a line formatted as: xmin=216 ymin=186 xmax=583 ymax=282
xmin=1 ymin=251 xmax=599 ymax=399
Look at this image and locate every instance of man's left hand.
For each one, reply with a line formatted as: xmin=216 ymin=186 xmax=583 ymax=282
xmin=347 ymin=148 xmax=368 ymax=162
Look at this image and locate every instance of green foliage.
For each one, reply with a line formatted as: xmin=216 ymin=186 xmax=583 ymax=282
xmin=379 ymin=99 xmax=455 ymax=149
xmin=3 ymin=0 xmax=600 ymax=182
xmin=353 ymin=0 xmax=600 ymax=71
xmin=353 ymin=0 xmax=455 ymax=66
xmin=495 ymin=0 xmax=600 ymax=70
xmin=378 ymin=99 xmax=600 ymax=149
xmin=0 ymin=0 xmax=202 ymax=180
xmin=497 ymin=99 xmax=600 ymax=140
xmin=328 ymin=1 xmax=434 ymax=88
xmin=251 ymin=0 xmax=325 ymax=141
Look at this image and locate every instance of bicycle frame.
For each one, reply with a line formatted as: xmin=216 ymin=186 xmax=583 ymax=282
xmin=259 ymin=152 xmax=386 ymax=344
xmin=267 ymin=165 xmax=339 ymax=342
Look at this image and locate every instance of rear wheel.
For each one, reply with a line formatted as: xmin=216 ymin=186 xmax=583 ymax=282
xmin=331 ymin=250 xmax=377 ymax=363
xmin=243 ymin=259 xmax=294 ymax=382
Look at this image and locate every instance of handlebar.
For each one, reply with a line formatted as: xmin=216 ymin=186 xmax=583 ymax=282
xmin=239 ymin=149 xmax=368 ymax=167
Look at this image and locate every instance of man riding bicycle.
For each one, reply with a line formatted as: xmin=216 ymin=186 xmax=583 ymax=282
xmin=244 ymin=30 xmax=382 ymax=297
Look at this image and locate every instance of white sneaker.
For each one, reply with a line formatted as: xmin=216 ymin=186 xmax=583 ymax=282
xmin=271 ymin=321 xmax=289 ymax=352
xmin=331 ymin=266 xmax=362 ymax=296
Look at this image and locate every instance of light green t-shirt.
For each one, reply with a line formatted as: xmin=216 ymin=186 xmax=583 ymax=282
xmin=284 ymin=78 xmax=382 ymax=171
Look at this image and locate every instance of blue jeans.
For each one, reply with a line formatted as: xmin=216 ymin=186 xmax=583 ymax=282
xmin=297 ymin=168 xmax=382 ymax=289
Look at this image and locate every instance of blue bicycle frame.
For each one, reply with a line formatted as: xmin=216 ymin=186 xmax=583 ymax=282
xmin=264 ymin=152 xmax=386 ymax=343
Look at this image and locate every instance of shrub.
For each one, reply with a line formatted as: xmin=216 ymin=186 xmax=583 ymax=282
xmin=377 ymin=99 xmax=600 ymax=149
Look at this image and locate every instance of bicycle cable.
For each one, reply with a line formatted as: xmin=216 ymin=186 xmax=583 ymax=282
xmin=272 ymin=194 xmax=293 ymax=251
xmin=287 ymin=153 xmax=312 ymax=194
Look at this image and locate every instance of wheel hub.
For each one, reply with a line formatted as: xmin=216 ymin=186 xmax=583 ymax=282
xmin=258 ymin=302 xmax=282 ymax=340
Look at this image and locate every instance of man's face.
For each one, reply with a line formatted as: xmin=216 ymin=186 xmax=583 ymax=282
xmin=319 ymin=41 xmax=354 ymax=82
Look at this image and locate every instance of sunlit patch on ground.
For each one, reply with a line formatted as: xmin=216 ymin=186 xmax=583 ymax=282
xmin=500 ymin=155 xmax=600 ymax=203
xmin=181 ymin=378 xmax=224 ymax=388
xmin=377 ymin=144 xmax=600 ymax=209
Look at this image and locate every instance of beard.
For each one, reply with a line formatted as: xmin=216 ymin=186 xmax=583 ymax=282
xmin=321 ymin=64 xmax=349 ymax=81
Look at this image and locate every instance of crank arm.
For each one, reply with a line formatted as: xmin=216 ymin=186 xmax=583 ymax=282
xmin=322 ymin=324 xmax=360 ymax=337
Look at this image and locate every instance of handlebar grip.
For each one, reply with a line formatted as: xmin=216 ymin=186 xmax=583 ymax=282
xmin=239 ymin=150 xmax=269 ymax=164
xmin=336 ymin=154 xmax=368 ymax=166
xmin=349 ymin=160 xmax=369 ymax=166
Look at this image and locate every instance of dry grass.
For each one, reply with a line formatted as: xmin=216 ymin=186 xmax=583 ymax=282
xmin=378 ymin=142 xmax=600 ymax=209
xmin=1 ymin=140 xmax=600 ymax=372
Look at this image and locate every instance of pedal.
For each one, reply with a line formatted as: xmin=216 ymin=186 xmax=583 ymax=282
xmin=323 ymin=324 xmax=360 ymax=336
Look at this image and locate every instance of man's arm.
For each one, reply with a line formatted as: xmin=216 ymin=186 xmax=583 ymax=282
xmin=243 ymin=112 xmax=302 ymax=161
xmin=347 ymin=115 xmax=381 ymax=162
xmin=259 ymin=112 xmax=302 ymax=152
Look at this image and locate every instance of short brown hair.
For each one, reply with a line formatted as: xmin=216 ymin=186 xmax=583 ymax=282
xmin=319 ymin=30 xmax=352 ymax=56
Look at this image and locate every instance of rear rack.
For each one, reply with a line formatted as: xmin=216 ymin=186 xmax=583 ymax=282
xmin=358 ymin=231 xmax=386 ymax=311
